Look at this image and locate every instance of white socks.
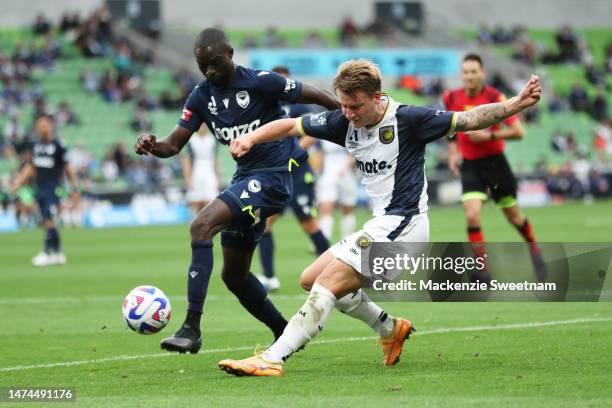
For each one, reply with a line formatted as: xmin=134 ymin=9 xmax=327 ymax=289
xmin=336 ymin=289 xmax=394 ymax=338
xmin=263 ymin=283 xmax=337 ymax=363
xmin=341 ymin=214 xmax=356 ymax=238
xmin=319 ymin=214 xmax=333 ymax=240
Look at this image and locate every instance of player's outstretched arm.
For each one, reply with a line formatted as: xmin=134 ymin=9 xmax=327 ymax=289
xmin=455 ymin=75 xmax=541 ymax=132
xmin=230 ymin=118 xmax=299 ymax=158
xmin=298 ymin=84 xmax=340 ymax=110
xmin=134 ymin=125 xmax=193 ymax=158
xmin=10 ymin=163 xmax=35 ymax=193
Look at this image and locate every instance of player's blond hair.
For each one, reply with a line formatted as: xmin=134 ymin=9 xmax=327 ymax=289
xmin=332 ymin=59 xmax=382 ymax=97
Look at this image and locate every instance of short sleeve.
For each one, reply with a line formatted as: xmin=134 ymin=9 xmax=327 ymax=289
xmin=177 ymin=87 xmax=205 ymax=132
xmin=298 ymin=110 xmax=348 ymax=147
xmin=254 ymin=71 xmax=303 ymax=103
xmin=398 ymin=106 xmax=457 ymax=144
xmin=57 ymin=142 xmax=68 ymax=165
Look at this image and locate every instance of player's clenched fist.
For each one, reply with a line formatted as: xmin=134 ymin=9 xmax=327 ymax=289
xmin=135 ymin=134 xmax=157 ymax=155
xmin=517 ymin=74 xmax=542 ymax=109
xmin=230 ymin=137 xmax=254 ymax=158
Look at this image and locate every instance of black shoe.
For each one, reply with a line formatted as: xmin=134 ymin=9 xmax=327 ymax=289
xmin=531 ymin=251 xmax=548 ymax=282
xmin=160 ymin=324 xmax=202 ymax=354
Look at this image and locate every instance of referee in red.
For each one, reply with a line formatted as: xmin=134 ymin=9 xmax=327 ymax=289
xmin=444 ymin=53 xmax=547 ymax=282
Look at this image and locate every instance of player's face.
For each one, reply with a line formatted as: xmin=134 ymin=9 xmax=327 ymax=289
xmin=195 ymin=44 xmax=234 ymax=87
xmin=338 ymin=90 xmax=380 ymax=128
xmin=35 ymin=117 xmax=54 ymax=141
xmin=460 ymin=60 xmax=485 ymax=92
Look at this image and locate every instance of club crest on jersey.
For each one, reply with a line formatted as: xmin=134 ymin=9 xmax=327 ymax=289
xmin=355 ymin=234 xmax=372 ymax=249
xmin=248 ymin=179 xmax=261 ymax=193
xmin=236 ymin=91 xmax=250 ymax=109
xmin=379 ymin=125 xmax=395 ymax=144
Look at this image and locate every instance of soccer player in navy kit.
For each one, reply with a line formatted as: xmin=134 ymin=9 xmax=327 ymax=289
xmin=134 ymin=28 xmax=339 ymax=354
xmin=256 ymin=66 xmax=330 ymax=291
xmin=12 ymin=115 xmax=80 ymax=266
xmin=220 ymin=60 xmax=542 ymax=376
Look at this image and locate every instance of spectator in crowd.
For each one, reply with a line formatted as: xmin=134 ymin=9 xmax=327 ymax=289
xmin=32 ymin=13 xmax=52 ymax=36
xmin=591 ymin=90 xmax=608 ymax=122
xmin=556 ymin=24 xmax=580 ymax=63
xmin=605 ymin=42 xmax=612 ymax=73
xmin=303 ymin=31 xmax=327 ymax=48
xmin=59 ymin=12 xmax=81 ymax=34
xmin=339 ymin=16 xmax=359 ymax=47
xmin=130 ymin=107 xmax=153 ymax=133
xmin=263 ymin=27 xmax=287 ymax=48
xmin=548 ymin=92 xmax=565 ymax=113
xmin=80 ymin=67 xmax=99 ymax=93
xmin=551 ymin=130 xmax=568 ymax=152
xmin=585 ymin=63 xmax=605 ymax=87
xmin=568 ymin=82 xmax=589 ymax=112
xmin=56 ymin=101 xmax=80 ymax=127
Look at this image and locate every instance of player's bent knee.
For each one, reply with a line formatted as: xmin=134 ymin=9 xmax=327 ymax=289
xmin=190 ymin=211 xmax=215 ymax=241
xmin=299 ymin=272 xmax=315 ymax=291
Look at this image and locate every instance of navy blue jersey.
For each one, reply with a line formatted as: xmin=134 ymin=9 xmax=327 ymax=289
xmin=178 ymin=66 xmax=307 ymax=173
xmin=31 ymin=139 xmax=68 ymax=196
xmin=299 ymin=97 xmax=456 ymax=216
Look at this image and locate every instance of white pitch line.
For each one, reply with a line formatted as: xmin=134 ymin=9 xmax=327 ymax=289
xmin=1 ymin=316 xmax=610 ymax=373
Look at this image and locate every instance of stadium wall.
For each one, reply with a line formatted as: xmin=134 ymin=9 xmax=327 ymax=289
xmin=1 ymin=0 xmax=610 ymax=29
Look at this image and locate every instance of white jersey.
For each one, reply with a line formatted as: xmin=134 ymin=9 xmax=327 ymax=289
xmin=299 ymin=97 xmax=457 ymax=217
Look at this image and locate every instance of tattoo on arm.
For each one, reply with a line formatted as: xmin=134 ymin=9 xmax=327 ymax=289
xmin=455 ymin=97 xmax=520 ymax=132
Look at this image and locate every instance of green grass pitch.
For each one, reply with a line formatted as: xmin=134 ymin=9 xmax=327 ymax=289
xmin=1 ymin=201 xmax=611 ymax=407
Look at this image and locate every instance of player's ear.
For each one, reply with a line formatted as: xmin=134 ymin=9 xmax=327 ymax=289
xmin=228 ymin=46 xmax=234 ymax=60
xmin=374 ymin=91 xmax=382 ymax=102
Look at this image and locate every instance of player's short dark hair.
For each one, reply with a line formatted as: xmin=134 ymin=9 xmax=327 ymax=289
xmin=194 ymin=27 xmax=230 ymax=52
xmin=463 ymin=53 xmax=484 ymax=67
xmin=272 ymin=66 xmax=290 ymax=76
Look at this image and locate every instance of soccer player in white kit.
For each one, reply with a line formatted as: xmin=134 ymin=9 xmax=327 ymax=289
xmin=183 ymin=124 xmax=220 ymax=213
xmin=316 ymin=139 xmax=359 ymax=240
xmin=220 ymin=60 xmax=542 ymax=376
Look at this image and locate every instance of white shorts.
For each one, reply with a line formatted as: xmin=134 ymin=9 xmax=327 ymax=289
xmin=329 ymin=212 xmax=429 ymax=277
xmin=317 ymin=169 xmax=358 ymax=206
xmin=187 ymin=175 xmax=219 ymax=203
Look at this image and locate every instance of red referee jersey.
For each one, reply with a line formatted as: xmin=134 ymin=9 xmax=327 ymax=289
xmin=443 ymin=85 xmax=519 ymax=160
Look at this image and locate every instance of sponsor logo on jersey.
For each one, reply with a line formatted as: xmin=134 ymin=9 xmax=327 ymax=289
xmin=222 ymin=98 xmax=229 ymax=109
xmin=181 ymin=108 xmax=193 ymax=121
xmin=284 ymin=78 xmax=297 ymax=93
xmin=236 ymin=91 xmax=250 ymax=108
xmin=355 ymin=158 xmax=393 ymax=175
xmin=189 ymin=270 xmax=199 ymax=278
xmin=257 ymin=71 xmax=270 ymax=76
xmin=379 ymin=125 xmax=395 ymax=144
xmin=211 ymin=119 xmax=260 ymax=142
xmin=208 ymin=96 xmax=218 ymax=115
xmin=248 ymin=179 xmax=262 ymax=193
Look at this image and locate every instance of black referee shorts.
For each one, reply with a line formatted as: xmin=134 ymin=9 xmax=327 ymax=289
xmin=460 ymin=153 xmax=518 ymax=208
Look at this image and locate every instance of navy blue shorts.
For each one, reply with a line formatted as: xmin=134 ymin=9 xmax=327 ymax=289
xmin=288 ymin=161 xmax=317 ymax=221
xmin=36 ymin=193 xmax=60 ymax=221
xmin=218 ymin=171 xmax=292 ymax=251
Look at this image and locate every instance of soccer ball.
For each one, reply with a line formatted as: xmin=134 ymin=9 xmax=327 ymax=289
xmin=122 ymin=286 xmax=171 ymax=334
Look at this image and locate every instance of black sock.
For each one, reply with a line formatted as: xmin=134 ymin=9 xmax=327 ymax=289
xmin=187 ymin=240 xmax=213 ymax=318
xmin=225 ymin=272 xmax=287 ymax=337
xmin=44 ymin=228 xmax=59 ymax=253
xmin=309 ymin=230 xmax=330 ymax=255
xmin=258 ymin=232 xmax=275 ymax=278
xmin=49 ymin=227 xmax=60 ymax=252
